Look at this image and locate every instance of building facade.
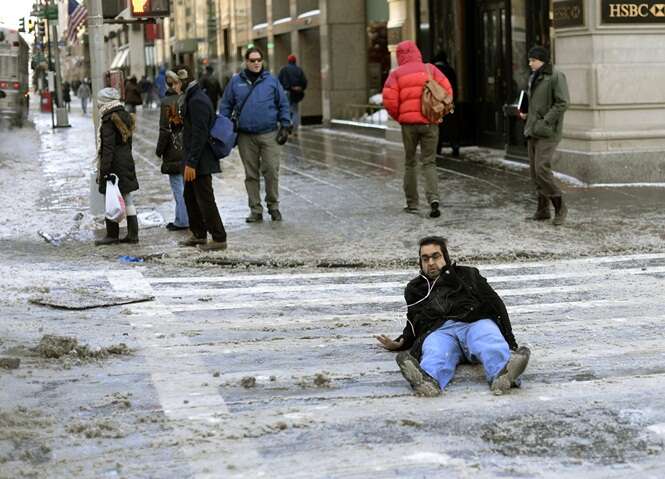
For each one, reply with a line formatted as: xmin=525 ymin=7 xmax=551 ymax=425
xmin=388 ymin=0 xmax=665 ymax=183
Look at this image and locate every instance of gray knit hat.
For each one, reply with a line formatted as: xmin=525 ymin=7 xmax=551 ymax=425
xmin=528 ymin=46 xmax=549 ymax=63
xmin=97 ymin=87 xmax=121 ymax=104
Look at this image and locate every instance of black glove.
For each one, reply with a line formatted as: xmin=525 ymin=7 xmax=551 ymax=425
xmin=276 ymin=126 xmax=289 ymax=145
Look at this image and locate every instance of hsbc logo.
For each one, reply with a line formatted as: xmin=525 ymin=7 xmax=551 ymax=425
xmin=608 ymin=3 xmax=665 ymax=17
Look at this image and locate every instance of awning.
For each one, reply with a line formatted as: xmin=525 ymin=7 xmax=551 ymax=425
xmin=110 ymin=48 xmax=129 ymax=69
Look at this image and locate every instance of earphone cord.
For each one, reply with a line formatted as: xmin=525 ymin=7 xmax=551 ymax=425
xmin=402 ymin=274 xmax=439 ymax=337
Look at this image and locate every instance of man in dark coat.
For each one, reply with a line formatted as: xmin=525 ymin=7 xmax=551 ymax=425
xmin=156 ymin=70 xmax=189 ymax=231
xmin=95 ymin=87 xmax=140 ymax=246
xmin=520 ymin=46 xmax=570 ymax=225
xmin=177 ymin=65 xmax=228 ymax=251
xmin=124 ymin=77 xmax=143 ymax=113
xmin=376 ymin=236 xmax=530 ymax=397
xmin=199 ymin=65 xmax=223 ymax=111
xmin=432 ymin=51 xmax=460 ymax=157
xmin=278 ymin=54 xmax=307 ymax=130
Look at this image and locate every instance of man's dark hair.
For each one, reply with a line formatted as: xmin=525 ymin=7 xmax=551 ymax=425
xmin=418 ymin=236 xmax=451 ymax=265
xmin=244 ymin=47 xmax=264 ymax=60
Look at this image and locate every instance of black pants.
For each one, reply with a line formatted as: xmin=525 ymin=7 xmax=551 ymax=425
xmin=183 ymin=174 xmax=227 ymax=242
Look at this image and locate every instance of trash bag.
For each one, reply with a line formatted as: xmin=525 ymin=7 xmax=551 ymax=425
xmin=105 ymin=174 xmax=126 ymax=223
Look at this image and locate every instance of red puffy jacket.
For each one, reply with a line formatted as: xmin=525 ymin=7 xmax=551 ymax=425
xmin=382 ymin=40 xmax=453 ymax=125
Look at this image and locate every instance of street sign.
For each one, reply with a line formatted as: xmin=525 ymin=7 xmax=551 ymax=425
xmin=45 ymin=5 xmax=58 ymax=21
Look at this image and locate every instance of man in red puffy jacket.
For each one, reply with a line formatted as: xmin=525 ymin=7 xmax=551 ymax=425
xmin=383 ymin=41 xmax=453 ymax=218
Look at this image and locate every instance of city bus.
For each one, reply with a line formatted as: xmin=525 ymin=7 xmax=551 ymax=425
xmin=0 ymin=25 xmax=29 ymax=127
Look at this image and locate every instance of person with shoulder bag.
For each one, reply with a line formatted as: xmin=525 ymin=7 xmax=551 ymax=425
xmin=382 ymin=41 xmax=453 ymax=219
xmin=519 ymin=46 xmax=570 ymax=226
xmin=156 ymin=70 xmax=189 ymax=232
xmin=220 ymin=47 xmax=291 ymax=223
xmin=95 ymin=87 xmax=140 ymax=246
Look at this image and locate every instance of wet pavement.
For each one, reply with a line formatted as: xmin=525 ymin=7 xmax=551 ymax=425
xmin=1 ymin=100 xmax=665 ymax=478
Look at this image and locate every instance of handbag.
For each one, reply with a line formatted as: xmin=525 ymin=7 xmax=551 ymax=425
xmin=104 ymin=174 xmax=126 ymax=223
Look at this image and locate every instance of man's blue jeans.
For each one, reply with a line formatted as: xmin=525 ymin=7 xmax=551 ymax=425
xmin=420 ymin=319 xmax=510 ymax=390
xmin=289 ymin=101 xmax=300 ymax=128
xmin=168 ymin=174 xmax=189 ymax=227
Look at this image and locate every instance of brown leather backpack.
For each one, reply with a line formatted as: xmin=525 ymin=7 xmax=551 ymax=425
xmin=421 ymin=65 xmax=454 ymax=124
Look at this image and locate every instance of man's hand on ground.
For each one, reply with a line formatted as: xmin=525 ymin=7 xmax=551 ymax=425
xmin=376 ymin=335 xmax=404 ymax=351
xmin=184 ymin=165 xmax=196 ymax=182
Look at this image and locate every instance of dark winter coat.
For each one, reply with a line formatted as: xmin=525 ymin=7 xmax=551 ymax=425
xmin=200 ymin=73 xmax=223 ymax=110
xmin=156 ymin=89 xmax=184 ymax=175
xmin=98 ymin=106 xmax=139 ymax=195
xmin=278 ymin=63 xmax=307 ymax=103
xmin=182 ymin=82 xmax=219 ymax=175
xmin=524 ymin=63 xmax=569 ymax=142
xmin=62 ymin=83 xmax=71 ymax=103
xmin=395 ymin=265 xmax=518 ymax=361
xmin=220 ymin=69 xmax=291 ymax=135
xmin=124 ymin=80 xmax=143 ymax=106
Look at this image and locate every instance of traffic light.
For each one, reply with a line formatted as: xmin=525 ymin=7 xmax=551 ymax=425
xmin=129 ymin=0 xmax=170 ymax=18
xmin=18 ymin=18 xmax=26 ymax=33
xmin=28 ymin=20 xmax=35 ymax=33
xmin=37 ymin=20 xmax=46 ymax=38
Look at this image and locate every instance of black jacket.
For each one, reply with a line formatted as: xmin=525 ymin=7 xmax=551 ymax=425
xmin=156 ymin=89 xmax=184 ymax=175
xmin=396 ymin=265 xmax=518 ymax=360
xmin=124 ymin=81 xmax=143 ymax=106
xmin=182 ymin=82 xmax=220 ymax=175
xmin=98 ymin=106 xmax=139 ymax=195
xmin=278 ymin=63 xmax=307 ymax=103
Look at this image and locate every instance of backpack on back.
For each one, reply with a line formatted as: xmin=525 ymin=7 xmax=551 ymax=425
xmin=421 ymin=65 xmax=454 ymax=124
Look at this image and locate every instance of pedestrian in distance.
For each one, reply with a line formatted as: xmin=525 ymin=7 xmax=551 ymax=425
xmin=155 ymin=67 xmax=167 ymax=99
xmin=138 ymin=75 xmax=153 ymax=109
xmin=376 ymin=236 xmax=530 ymax=397
xmin=62 ymin=81 xmax=72 ymax=112
xmin=177 ymin=65 xmax=228 ymax=251
xmin=199 ymin=65 xmax=223 ymax=111
xmin=520 ymin=45 xmax=570 ymax=226
xmin=94 ymin=87 xmax=140 ymax=246
xmin=382 ymin=40 xmax=453 ymax=219
xmin=156 ymin=70 xmax=189 ymax=232
xmin=432 ymin=51 xmax=460 ymax=158
xmin=124 ymin=76 xmax=143 ymax=114
xmin=77 ymin=79 xmax=91 ymax=115
xmin=278 ymin=54 xmax=307 ymax=132
xmin=220 ymin=47 xmax=291 ymax=223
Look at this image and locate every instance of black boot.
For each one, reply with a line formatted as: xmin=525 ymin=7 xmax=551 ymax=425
xmin=120 ymin=215 xmax=139 ymax=243
xmin=528 ymin=194 xmax=551 ymax=221
xmin=95 ymin=219 xmax=120 ymax=246
xmin=551 ymin=196 xmax=568 ymax=226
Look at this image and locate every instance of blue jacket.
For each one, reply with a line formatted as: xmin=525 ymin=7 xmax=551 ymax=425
xmin=220 ymin=69 xmax=291 ymax=135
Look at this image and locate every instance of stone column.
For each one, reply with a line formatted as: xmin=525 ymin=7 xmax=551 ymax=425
xmin=554 ymin=0 xmax=665 ymax=183
xmin=319 ymin=0 xmax=368 ymax=122
xmin=384 ymin=0 xmax=415 ymax=141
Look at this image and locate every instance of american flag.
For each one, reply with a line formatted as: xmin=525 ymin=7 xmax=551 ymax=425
xmin=67 ymin=0 xmax=88 ymax=43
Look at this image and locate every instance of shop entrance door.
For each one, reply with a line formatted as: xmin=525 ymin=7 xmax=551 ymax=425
xmin=476 ymin=0 xmax=509 ymax=148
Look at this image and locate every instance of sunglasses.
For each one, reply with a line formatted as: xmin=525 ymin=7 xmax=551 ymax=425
xmin=248 ymin=58 xmax=263 ymax=63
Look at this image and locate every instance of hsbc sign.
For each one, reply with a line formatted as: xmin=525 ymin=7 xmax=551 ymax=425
xmin=602 ymin=1 xmax=665 ymax=23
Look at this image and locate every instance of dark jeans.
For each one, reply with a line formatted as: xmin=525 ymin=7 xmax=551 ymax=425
xmin=183 ymin=174 xmax=227 ymax=242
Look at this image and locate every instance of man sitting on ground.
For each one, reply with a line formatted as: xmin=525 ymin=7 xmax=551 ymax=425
xmin=376 ymin=236 xmax=530 ymax=397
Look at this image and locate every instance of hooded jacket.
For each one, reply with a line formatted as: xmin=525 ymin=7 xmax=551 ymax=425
xmin=98 ymin=106 xmax=138 ymax=195
xmin=382 ymin=41 xmax=453 ymax=125
xmin=395 ymin=264 xmax=518 ymax=361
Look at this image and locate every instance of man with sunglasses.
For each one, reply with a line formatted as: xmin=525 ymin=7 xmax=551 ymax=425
xmin=376 ymin=236 xmax=530 ymax=397
xmin=221 ymin=47 xmax=291 ymax=223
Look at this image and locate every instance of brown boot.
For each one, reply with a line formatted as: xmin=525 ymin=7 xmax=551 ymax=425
xmin=551 ymin=196 xmax=568 ymax=225
xmin=527 ymin=195 xmax=551 ymax=221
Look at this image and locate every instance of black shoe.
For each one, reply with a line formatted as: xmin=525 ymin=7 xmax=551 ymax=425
xmin=527 ymin=195 xmax=551 ymax=221
xmin=452 ymin=147 xmax=460 ymax=158
xmin=166 ymin=222 xmax=189 ymax=231
xmin=395 ymin=351 xmax=441 ymax=397
xmin=429 ymin=201 xmax=441 ymax=218
xmin=95 ymin=219 xmax=120 ymax=246
xmin=269 ymin=209 xmax=282 ymax=221
xmin=245 ymin=213 xmax=263 ymax=223
xmin=490 ymin=346 xmax=531 ymax=395
xmin=119 ymin=215 xmax=139 ymax=244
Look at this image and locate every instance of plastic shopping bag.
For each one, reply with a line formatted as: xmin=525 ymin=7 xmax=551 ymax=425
xmin=105 ymin=174 xmax=126 ymax=222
